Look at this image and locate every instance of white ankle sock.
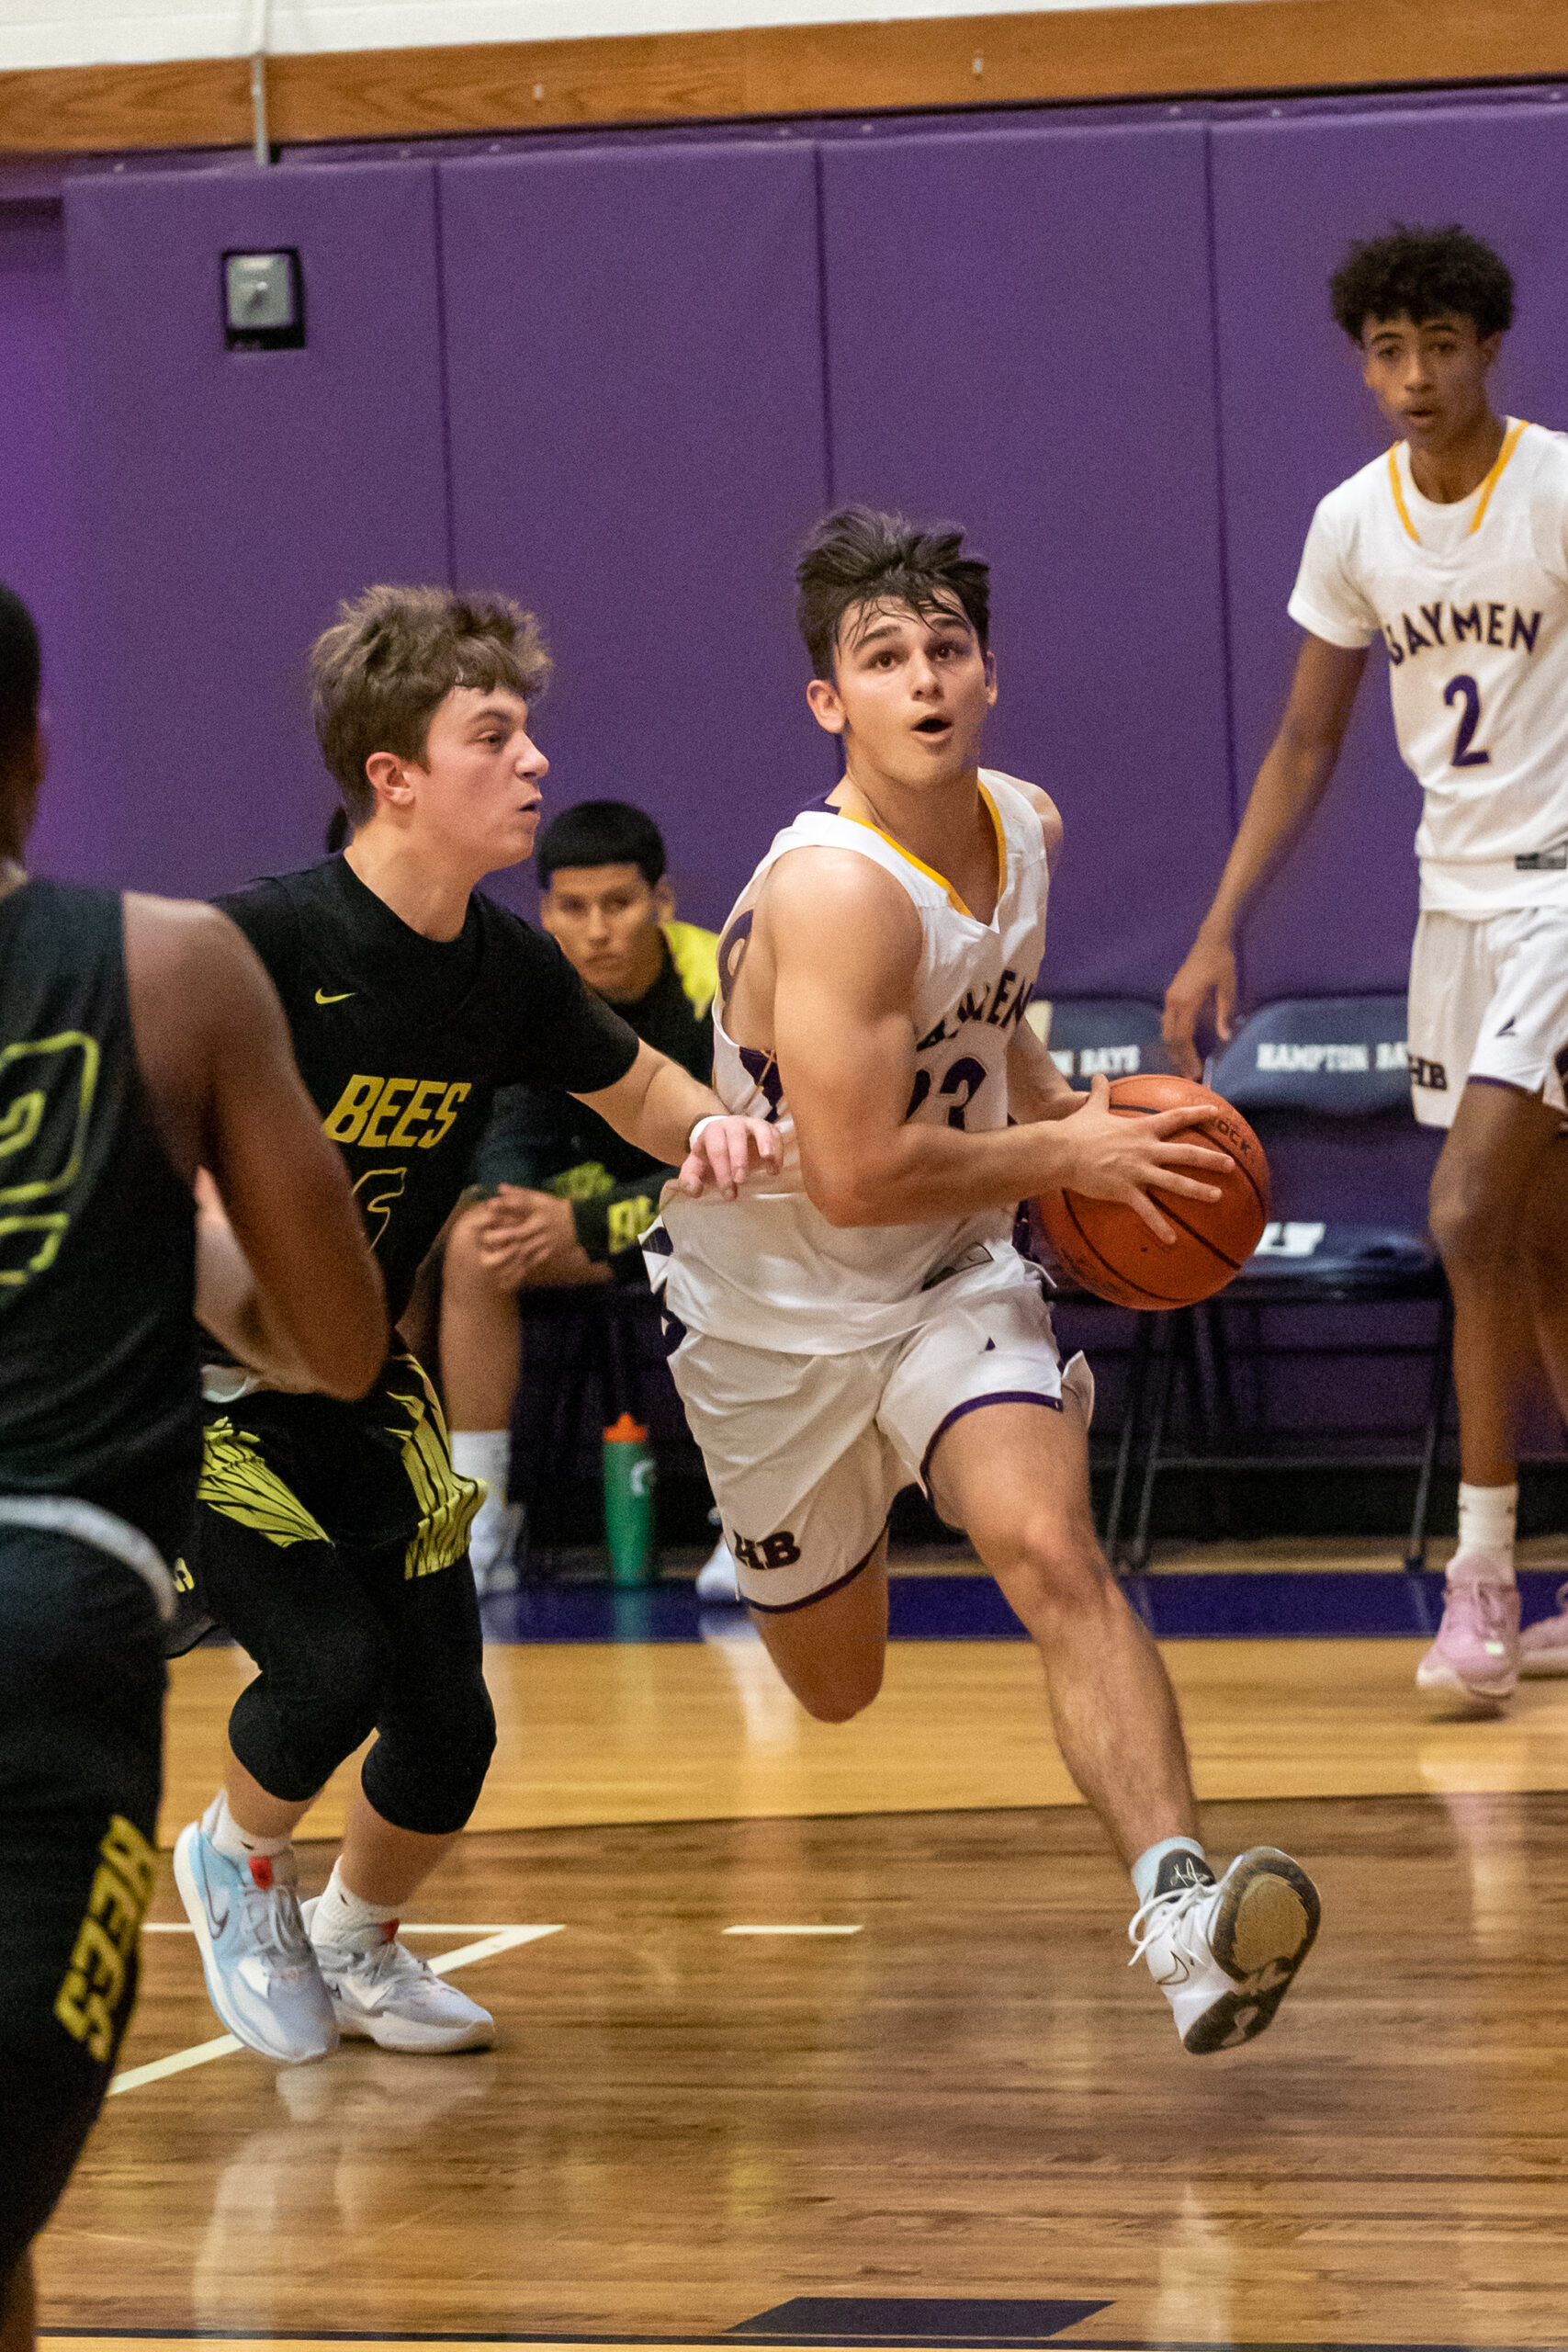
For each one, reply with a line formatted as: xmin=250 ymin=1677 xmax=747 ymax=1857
xmin=1131 ymin=1835 xmax=1208 ymax=1908
xmin=1456 ymin=1482 xmax=1518 ymax=1580
xmin=204 ymin=1789 xmax=292 ymax=1864
xmin=309 ymin=1860 xmax=401 ymax=1952
xmin=451 ymin=1429 xmax=510 ymax=1499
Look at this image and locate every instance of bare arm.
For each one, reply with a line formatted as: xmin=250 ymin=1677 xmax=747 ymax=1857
xmin=125 ymin=899 xmax=389 ymax=1398
xmin=573 ymin=1042 xmax=782 ymax=1202
xmin=767 ymin=852 xmax=1229 ymax=1242
xmin=1163 ymin=634 xmax=1368 ymax=1076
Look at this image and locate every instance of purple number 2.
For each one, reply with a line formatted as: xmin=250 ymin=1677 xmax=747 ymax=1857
xmin=1444 ymin=673 xmax=1491 ymax=768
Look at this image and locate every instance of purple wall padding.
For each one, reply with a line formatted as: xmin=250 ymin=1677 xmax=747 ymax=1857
xmin=1212 ymin=99 xmax=1568 ymax=1002
xmin=437 ymin=141 xmax=832 ymax=932
xmin=64 ymin=162 xmax=452 ymax=897
xmin=819 ymin=122 xmax=1234 ymax=999
xmin=0 ymin=204 xmax=87 ymax=877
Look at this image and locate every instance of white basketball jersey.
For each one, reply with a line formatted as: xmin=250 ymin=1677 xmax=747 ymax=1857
xmin=1289 ymin=419 xmax=1568 ymax=912
xmin=654 ymin=771 xmax=1050 ymax=1355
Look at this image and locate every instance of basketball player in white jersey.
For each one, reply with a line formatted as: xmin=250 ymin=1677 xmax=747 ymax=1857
xmin=647 ymin=509 xmax=1321 ymax=2052
xmin=1165 ymin=226 xmax=1568 ymax=1709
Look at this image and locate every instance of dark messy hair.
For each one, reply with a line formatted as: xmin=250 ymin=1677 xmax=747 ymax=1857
xmin=537 ymin=799 xmax=666 ymax=891
xmin=1330 ymin=225 xmax=1515 ymax=344
xmin=795 ymin=507 xmax=990 ymax=680
xmin=0 ymin=583 xmax=42 ymax=860
xmin=310 ymin=584 xmax=551 ymax=826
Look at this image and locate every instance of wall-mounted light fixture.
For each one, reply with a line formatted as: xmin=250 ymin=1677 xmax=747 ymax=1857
xmin=222 ymin=249 xmax=304 ymax=350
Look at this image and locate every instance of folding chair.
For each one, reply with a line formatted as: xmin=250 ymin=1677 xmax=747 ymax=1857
xmin=1106 ymin=996 xmax=1451 ymax=1575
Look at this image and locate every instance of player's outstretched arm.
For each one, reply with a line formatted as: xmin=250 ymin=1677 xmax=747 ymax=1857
xmin=573 ymin=1042 xmax=782 ymax=1203
xmin=768 ymin=852 xmax=1230 ymax=1242
xmin=124 ymin=898 xmax=389 ymax=1398
xmin=1163 ymin=634 xmax=1368 ymax=1076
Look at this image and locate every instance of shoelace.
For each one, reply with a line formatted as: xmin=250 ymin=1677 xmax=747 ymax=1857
xmin=238 ymin=1878 xmax=314 ymax=1974
xmin=1450 ymin=1578 xmax=1514 ymax=1637
xmin=334 ymin=1935 xmax=432 ymax=1992
xmin=1126 ymin=1880 xmax=1212 ymax=1972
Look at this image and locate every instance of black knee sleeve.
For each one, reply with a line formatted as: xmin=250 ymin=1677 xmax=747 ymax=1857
xmin=228 ymin=1617 xmax=391 ymax=1804
xmin=360 ymin=1657 xmax=496 ymax=1836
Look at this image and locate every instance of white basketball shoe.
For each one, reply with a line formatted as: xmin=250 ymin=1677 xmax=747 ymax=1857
xmin=1129 ymin=1846 xmax=1321 ymax=2054
xmin=301 ymin=1902 xmax=495 ymax=2052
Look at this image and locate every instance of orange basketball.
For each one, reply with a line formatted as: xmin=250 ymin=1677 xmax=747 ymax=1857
xmin=1031 ymin=1074 xmax=1269 ymax=1309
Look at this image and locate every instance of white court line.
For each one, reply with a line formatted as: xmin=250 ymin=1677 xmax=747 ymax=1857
xmin=108 ymin=1924 xmax=562 ymax=2096
xmin=140 ymin=1921 xmax=526 ymax=1936
xmin=723 ymin=1925 xmax=863 ymax=1936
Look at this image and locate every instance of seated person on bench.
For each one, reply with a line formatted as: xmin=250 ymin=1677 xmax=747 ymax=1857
xmin=441 ymin=799 xmax=729 ymax=1589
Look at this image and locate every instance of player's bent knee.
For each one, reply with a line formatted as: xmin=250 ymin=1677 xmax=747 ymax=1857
xmin=361 ymin=1672 xmax=497 ymax=1835
xmin=1429 ymin=1168 xmax=1513 ymax=1270
xmin=991 ymin=1521 xmax=1111 ymax=1626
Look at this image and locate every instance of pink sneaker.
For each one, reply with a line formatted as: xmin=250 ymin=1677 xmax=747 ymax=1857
xmin=1415 ymin=1563 xmax=1520 ymax=1712
xmin=1520 ymin=1582 xmax=1568 ymax=1678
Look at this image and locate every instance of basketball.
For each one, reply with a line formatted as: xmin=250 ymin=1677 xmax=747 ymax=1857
xmin=1032 ymin=1074 xmax=1269 ymax=1308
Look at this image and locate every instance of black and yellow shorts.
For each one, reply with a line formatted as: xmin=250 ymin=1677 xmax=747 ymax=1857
xmin=169 ymin=1353 xmax=481 ymax=1654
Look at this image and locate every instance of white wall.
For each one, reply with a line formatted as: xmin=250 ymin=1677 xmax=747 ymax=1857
xmin=6 ymin=0 xmax=1234 ymax=77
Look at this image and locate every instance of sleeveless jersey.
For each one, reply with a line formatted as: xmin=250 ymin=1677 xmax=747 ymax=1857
xmin=657 ymin=771 xmax=1049 ymax=1354
xmin=0 ymin=878 xmax=200 ymax=1558
xmin=1289 ymin=419 xmax=1568 ymax=912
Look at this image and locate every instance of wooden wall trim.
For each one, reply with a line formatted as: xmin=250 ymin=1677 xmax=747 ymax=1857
xmin=2 ymin=0 xmax=1565 ymax=157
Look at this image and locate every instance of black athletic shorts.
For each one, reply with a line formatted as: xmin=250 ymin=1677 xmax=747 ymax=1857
xmin=0 ymin=1525 xmax=164 ymax=2282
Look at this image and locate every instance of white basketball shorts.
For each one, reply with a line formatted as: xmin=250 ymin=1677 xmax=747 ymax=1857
xmin=1408 ymin=908 xmax=1568 ymax=1129
xmin=667 ymin=1260 xmax=1092 ymax=1611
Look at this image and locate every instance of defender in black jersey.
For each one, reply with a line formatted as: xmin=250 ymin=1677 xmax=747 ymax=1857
xmin=174 ymin=585 xmax=776 ymax=2065
xmin=0 ymin=586 xmax=385 ymax=2348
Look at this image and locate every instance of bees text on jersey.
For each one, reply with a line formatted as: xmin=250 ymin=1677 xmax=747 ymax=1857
xmin=1289 ymin=419 xmax=1568 ymax=912
xmin=216 ymin=856 xmax=639 ymax=1323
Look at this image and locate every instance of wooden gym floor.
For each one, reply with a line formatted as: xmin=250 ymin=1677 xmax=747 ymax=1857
xmin=36 ymin=1561 xmax=1568 ymax=2352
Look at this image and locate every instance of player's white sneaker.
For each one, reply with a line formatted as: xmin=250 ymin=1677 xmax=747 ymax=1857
xmin=174 ymin=1812 xmax=337 ymax=2064
xmin=695 ymin=1537 xmax=741 ymax=1602
xmin=1129 ymin=1846 xmax=1320 ymax=2054
xmin=301 ymin=1903 xmax=495 ymax=2052
xmin=468 ymin=1491 xmax=523 ymax=1593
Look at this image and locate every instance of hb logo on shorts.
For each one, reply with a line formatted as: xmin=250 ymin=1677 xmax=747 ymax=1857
xmin=1408 ymin=1054 xmax=1448 ymax=1092
xmin=731 ymin=1530 xmax=801 ymax=1573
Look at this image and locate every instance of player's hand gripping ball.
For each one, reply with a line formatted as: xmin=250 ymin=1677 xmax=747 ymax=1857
xmin=1032 ymin=1075 xmax=1269 ymax=1308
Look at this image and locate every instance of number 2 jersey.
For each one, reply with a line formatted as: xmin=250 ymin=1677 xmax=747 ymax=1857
xmin=1289 ymin=417 xmax=1568 ymax=913
xmin=217 ymin=854 xmax=640 ymax=1325
xmin=653 ymin=773 xmax=1048 ymax=1356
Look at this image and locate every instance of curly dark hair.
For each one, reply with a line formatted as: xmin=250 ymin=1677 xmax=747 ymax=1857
xmin=310 ymin=584 xmax=551 ymax=825
xmin=1329 ymin=225 xmax=1514 ymax=344
xmin=796 ymin=507 xmax=990 ymax=680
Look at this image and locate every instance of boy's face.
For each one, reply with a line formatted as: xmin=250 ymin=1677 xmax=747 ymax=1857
xmin=807 ymin=596 xmax=996 ymax=788
xmin=1359 ymin=311 xmax=1502 ymax=453
xmin=541 ymin=862 xmax=672 ymax=1002
xmin=373 ymin=684 xmax=547 ymax=869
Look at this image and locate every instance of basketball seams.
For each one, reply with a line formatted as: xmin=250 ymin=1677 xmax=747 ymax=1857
xmin=1058 ymin=1193 xmax=1192 ymax=1308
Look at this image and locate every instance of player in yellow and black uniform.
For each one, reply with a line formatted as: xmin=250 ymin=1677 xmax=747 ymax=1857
xmin=173 ymin=586 xmax=776 ymax=2067
xmin=0 ymin=585 xmax=385 ymax=2344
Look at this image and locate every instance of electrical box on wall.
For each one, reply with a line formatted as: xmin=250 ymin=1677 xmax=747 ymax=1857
xmin=223 ymin=250 xmax=304 ymax=350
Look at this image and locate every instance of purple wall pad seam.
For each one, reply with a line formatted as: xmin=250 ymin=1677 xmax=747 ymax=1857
xmin=821 ymin=120 xmax=1232 ymax=996
xmin=436 ymin=141 xmax=835 ymax=931
xmin=63 ymin=160 xmax=452 ymax=894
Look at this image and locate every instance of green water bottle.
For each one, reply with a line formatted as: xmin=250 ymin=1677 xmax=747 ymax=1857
xmin=603 ymin=1412 xmax=656 ymax=1586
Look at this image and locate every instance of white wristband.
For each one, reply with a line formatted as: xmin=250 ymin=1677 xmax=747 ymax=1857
xmin=688 ymin=1114 xmax=726 ymax=1152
